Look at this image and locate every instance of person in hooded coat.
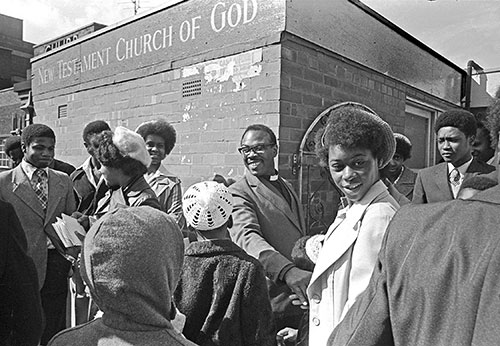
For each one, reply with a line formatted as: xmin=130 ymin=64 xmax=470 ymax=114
xmin=47 ymin=206 xmax=197 ymax=346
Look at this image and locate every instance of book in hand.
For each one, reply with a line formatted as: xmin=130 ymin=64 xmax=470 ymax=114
xmin=52 ymin=213 xmax=87 ymax=248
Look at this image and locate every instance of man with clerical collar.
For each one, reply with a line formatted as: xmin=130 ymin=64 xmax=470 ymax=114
xmin=412 ymin=109 xmax=495 ymax=203
xmin=229 ymin=124 xmax=310 ymax=332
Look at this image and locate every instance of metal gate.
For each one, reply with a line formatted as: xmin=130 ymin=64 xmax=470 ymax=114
xmin=293 ymin=105 xmax=343 ymax=235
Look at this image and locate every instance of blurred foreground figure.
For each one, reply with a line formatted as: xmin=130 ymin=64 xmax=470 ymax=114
xmin=48 ymin=206 xmax=196 ymax=346
xmin=0 ymin=200 xmax=43 ymax=346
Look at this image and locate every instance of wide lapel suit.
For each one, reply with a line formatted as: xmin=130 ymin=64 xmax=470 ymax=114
xmin=0 ymin=165 xmax=76 ymax=287
xmin=412 ymin=158 xmax=495 ymax=204
xmin=229 ymin=170 xmax=306 ymax=321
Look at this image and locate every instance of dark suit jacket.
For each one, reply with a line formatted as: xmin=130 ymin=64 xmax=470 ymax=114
xmin=229 ymin=171 xmax=307 ymax=321
xmin=412 ymin=159 xmax=495 ymax=203
xmin=329 ymin=186 xmax=500 ymax=346
xmin=50 ymin=159 xmax=76 ymax=176
xmin=71 ymin=166 xmax=97 ymax=213
xmin=393 ymin=166 xmax=417 ymax=200
xmin=0 ymin=200 xmax=43 ymax=346
xmin=0 ymin=165 xmax=76 ymax=287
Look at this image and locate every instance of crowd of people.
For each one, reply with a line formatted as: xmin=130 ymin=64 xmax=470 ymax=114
xmin=2 ymin=98 xmax=500 ymax=346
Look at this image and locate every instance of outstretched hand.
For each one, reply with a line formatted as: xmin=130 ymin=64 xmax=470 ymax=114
xmin=284 ymin=267 xmax=312 ymax=306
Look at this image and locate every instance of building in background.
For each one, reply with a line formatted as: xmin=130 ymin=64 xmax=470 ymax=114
xmin=0 ymin=13 xmax=34 ymax=168
xmin=29 ymin=0 xmax=492 ymax=233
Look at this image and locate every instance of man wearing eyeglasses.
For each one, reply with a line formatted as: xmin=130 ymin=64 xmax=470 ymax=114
xmin=229 ymin=124 xmax=311 ymax=333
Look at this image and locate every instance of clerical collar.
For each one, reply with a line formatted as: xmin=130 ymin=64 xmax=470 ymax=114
xmin=260 ymin=171 xmax=279 ymax=181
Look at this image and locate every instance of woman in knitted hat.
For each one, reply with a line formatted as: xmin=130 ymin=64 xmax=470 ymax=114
xmin=135 ymin=120 xmax=186 ymax=230
xmin=304 ymin=102 xmax=400 ymax=345
xmin=48 ymin=206 xmax=196 ymax=346
xmin=91 ymin=127 xmax=160 ymax=216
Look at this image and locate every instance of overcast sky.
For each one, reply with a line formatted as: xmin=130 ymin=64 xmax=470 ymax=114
xmin=2 ymin=0 xmax=499 ymax=95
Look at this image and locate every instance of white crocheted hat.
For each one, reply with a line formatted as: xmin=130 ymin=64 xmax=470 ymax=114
xmin=183 ymin=181 xmax=233 ymax=231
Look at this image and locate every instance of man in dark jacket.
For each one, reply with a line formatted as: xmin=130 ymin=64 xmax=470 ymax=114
xmin=71 ymin=120 xmax=111 ymax=213
xmin=412 ymin=109 xmax=495 ymax=203
xmin=0 ymin=200 xmax=43 ymax=346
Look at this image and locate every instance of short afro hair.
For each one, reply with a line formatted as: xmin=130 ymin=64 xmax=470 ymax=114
xmin=315 ymin=106 xmax=390 ymax=167
xmin=4 ymin=135 xmax=21 ymax=153
xmin=434 ymin=109 xmax=477 ymax=138
xmin=21 ymin=124 xmax=55 ymax=146
xmin=241 ymin=124 xmax=277 ymax=145
xmin=486 ymin=98 xmax=500 ymax=147
xmin=83 ymin=120 xmax=111 ymax=143
xmin=136 ymin=119 xmax=177 ymax=155
xmin=394 ymin=133 xmax=412 ymax=160
xmin=94 ymin=131 xmax=147 ymax=177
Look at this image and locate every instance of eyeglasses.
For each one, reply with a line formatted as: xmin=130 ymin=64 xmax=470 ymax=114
xmin=237 ymin=143 xmax=275 ymax=155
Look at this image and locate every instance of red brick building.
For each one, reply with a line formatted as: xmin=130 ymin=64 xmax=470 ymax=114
xmin=30 ymin=0 xmax=476 ymax=232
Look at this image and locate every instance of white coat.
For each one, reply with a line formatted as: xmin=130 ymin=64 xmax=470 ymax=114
xmin=307 ymin=180 xmax=399 ymax=345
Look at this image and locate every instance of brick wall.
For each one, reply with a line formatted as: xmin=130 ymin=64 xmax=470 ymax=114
xmin=0 ymin=88 xmax=24 ymax=136
xmin=279 ymin=35 xmax=456 ymax=232
xmin=34 ymin=45 xmax=282 ymax=189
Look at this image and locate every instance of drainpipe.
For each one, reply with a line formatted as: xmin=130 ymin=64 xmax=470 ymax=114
xmin=465 ymin=60 xmax=483 ymax=111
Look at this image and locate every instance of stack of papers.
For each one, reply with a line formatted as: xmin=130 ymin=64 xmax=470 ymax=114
xmin=52 ymin=214 xmax=87 ymax=247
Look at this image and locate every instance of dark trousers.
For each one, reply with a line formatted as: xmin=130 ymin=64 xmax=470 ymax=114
xmin=40 ymin=250 xmax=71 ymax=345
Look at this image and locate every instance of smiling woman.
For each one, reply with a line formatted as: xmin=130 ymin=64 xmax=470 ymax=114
xmin=303 ymin=102 xmax=400 ymax=346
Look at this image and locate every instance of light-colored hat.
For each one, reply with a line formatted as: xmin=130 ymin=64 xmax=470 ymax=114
xmin=112 ymin=126 xmax=151 ymax=167
xmin=320 ymin=102 xmax=396 ymax=169
xmin=182 ymin=181 xmax=233 ymax=231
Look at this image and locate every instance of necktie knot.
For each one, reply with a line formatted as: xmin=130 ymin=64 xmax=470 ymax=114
xmin=449 ymin=168 xmax=460 ymax=186
xmin=35 ymin=168 xmax=46 ymax=179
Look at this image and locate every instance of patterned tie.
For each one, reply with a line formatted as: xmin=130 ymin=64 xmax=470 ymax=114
xmin=32 ymin=169 xmax=48 ymax=210
xmin=449 ymin=168 xmax=461 ymax=187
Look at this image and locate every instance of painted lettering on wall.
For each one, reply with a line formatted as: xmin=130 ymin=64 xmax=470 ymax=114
xmin=36 ymin=0 xmax=259 ymax=86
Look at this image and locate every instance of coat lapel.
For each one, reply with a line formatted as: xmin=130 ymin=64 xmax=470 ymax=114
xmin=433 ymin=163 xmax=453 ymax=200
xmin=310 ymin=206 xmax=362 ymax=283
xmin=11 ymin=166 xmax=45 ymax=219
xmin=246 ymin=172 xmax=304 ymax=235
xmin=309 ymin=181 xmax=389 ymax=284
xmin=44 ymin=170 xmax=64 ymax=226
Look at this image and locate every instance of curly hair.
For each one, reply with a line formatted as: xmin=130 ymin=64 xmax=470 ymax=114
xmin=434 ymin=109 xmax=477 ymax=138
xmin=486 ymin=98 xmax=500 ymax=147
xmin=394 ymin=133 xmax=412 ymax=160
xmin=94 ymin=131 xmax=147 ymax=176
xmin=315 ymin=107 xmax=387 ymax=167
xmin=21 ymin=124 xmax=55 ymax=146
xmin=4 ymin=135 xmax=21 ymax=154
xmin=136 ymin=120 xmax=177 ymax=155
xmin=83 ymin=120 xmax=110 ymax=143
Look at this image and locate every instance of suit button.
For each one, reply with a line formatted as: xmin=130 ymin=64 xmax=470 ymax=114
xmin=311 ymin=295 xmax=321 ymax=304
xmin=312 ymin=317 xmax=320 ymax=326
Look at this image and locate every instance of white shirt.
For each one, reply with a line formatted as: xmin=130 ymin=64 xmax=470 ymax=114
xmin=447 ymin=158 xmax=472 ymax=198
